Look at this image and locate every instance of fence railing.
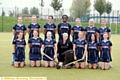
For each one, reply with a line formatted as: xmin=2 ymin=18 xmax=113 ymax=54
xmin=0 ymin=7 xmax=120 ymax=34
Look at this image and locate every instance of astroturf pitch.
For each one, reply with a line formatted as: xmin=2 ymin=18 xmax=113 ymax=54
xmin=0 ymin=33 xmax=120 ymax=80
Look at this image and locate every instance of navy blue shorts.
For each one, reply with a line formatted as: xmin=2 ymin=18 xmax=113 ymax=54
xmin=29 ymin=53 xmax=41 ymax=61
xmin=14 ymin=54 xmax=25 ymax=62
xmin=100 ymin=56 xmax=111 ymax=63
xmin=87 ymin=57 xmax=98 ymax=64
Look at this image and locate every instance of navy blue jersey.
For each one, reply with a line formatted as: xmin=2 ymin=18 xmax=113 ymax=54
xmin=43 ymin=39 xmax=56 ymax=61
xmin=28 ymin=37 xmax=43 ymax=60
xmin=72 ymin=26 xmax=84 ymax=42
xmin=74 ymin=39 xmax=87 ymax=61
xmin=13 ymin=24 xmax=26 ymax=40
xmin=98 ymin=27 xmax=111 ymax=42
xmin=87 ymin=42 xmax=99 ymax=63
xmin=44 ymin=23 xmax=56 ymax=39
xmin=12 ymin=39 xmax=26 ymax=62
xmin=99 ymin=40 xmax=112 ymax=62
xmin=28 ymin=23 xmax=40 ymax=38
xmin=58 ymin=22 xmax=71 ymax=40
xmin=85 ymin=26 xmax=98 ymax=41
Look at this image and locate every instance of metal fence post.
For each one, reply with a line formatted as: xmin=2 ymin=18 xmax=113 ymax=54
xmin=2 ymin=7 xmax=3 ymax=32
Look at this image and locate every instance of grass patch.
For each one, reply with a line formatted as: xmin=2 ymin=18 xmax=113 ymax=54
xmin=0 ymin=33 xmax=120 ymax=80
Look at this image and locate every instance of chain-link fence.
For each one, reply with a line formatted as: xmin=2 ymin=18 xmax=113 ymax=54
xmin=0 ymin=7 xmax=120 ymax=34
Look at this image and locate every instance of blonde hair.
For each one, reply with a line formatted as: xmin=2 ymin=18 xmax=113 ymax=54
xmin=18 ymin=16 xmax=22 ymax=19
xmin=62 ymin=33 xmax=68 ymax=36
xmin=78 ymin=31 xmax=83 ymax=35
xmin=89 ymin=19 xmax=94 ymax=23
xmin=75 ymin=18 xmax=82 ymax=25
xmin=75 ymin=18 xmax=81 ymax=22
xmin=47 ymin=31 xmax=52 ymax=35
xmin=32 ymin=15 xmax=37 ymax=18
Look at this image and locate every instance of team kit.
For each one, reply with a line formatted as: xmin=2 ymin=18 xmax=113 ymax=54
xmin=11 ymin=15 xmax=112 ymax=70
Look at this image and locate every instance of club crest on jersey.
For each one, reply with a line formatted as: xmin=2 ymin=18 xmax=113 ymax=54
xmin=82 ymin=42 xmax=84 ymax=44
xmin=94 ymin=44 xmax=96 ymax=46
xmin=67 ymin=44 xmax=69 ymax=46
xmin=107 ymin=43 xmax=109 ymax=45
xmin=51 ymin=42 xmax=53 ymax=44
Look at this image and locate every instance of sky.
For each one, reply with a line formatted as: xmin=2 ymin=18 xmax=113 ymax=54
xmin=0 ymin=0 xmax=120 ymax=15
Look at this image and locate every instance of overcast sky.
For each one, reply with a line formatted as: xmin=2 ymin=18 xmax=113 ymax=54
xmin=0 ymin=0 xmax=120 ymax=15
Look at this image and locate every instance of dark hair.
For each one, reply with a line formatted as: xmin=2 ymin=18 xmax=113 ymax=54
xmin=89 ymin=34 xmax=97 ymax=42
xmin=62 ymin=15 xmax=68 ymax=19
xmin=18 ymin=31 xmax=23 ymax=35
xmin=49 ymin=15 xmax=53 ymax=19
xmin=33 ymin=29 xmax=39 ymax=33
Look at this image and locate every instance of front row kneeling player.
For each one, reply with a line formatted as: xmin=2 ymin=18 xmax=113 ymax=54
xmin=28 ymin=30 xmax=43 ymax=67
xmin=99 ymin=32 xmax=112 ymax=70
xmin=41 ymin=31 xmax=57 ymax=68
xmin=73 ymin=31 xmax=87 ymax=69
xmin=12 ymin=32 xmax=26 ymax=68
xmin=87 ymin=34 xmax=99 ymax=69
xmin=57 ymin=33 xmax=73 ymax=66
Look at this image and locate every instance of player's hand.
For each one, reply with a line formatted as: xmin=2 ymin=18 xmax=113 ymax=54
xmin=57 ymin=53 xmax=59 ymax=56
xmin=82 ymin=56 xmax=85 ymax=60
xmin=54 ymin=54 xmax=57 ymax=59
xmin=74 ymin=56 xmax=77 ymax=60
xmin=13 ymin=52 xmax=15 ymax=54
xmin=41 ymin=52 xmax=45 ymax=56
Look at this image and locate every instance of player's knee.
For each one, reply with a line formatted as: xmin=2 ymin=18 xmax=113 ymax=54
xmin=30 ymin=64 xmax=35 ymax=67
xmin=93 ymin=66 xmax=97 ymax=69
xmin=50 ymin=65 xmax=54 ymax=68
xmin=81 ymin=65 xmax=85 ymax=69
xmin=44 ymin=64 xmax=48 ymax=67
xmin=105 ymin=67 xmax=109 ymax=70
xmin=50 ymin=64 xmax=54 ymax=68
xmin=14 ymin=63 xmax=18 ymax=68
xmin=88 ymin=66 xmax=92 ymax=69
xmin=88 ymin=63 xmax=92 ymax=69
xmin=44 ymin=65 xmax=48 ymax=68
xmin=36 ymin=64 xmax=41 ymax=67
xmin=101 ymin=67 xmax=105 ymax=70
xmin=81 ymin=66 xmax=85 ymax=69
xmin=20 ymin=63 xmax=25 ymax=68
xmin=20 ymin=65 xmax=24 ymax=68
xmin=75 ymin=65 xmax=79 ymax=69
xmin=30 ymin=63 xmax=35 ymax=67
xmin=14 ymin=64 xmax=19 ymax=68
xmin=75 ymin=64 xmax=79 ymax=68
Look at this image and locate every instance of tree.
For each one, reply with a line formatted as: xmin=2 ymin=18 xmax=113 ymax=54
xmin=30 ymin=7 xmax=39 ymax=15
xmin=83 ymin=0 xmax=91 ymax=16
xmin=94 ymin=0 xmax=106 ymax=22
xmin=9 ymin=10 xmax=14 ymax=17
xmin=106 ymin=1 xmax=112 ymax=14
xmin=22 ymin=7 xmax=29 ymax=15
xmin=106 ymin=1 xmax=112 ymax=23
xmin=70 ymin=0 xmax=90 ymax=18
xmin=50 ymin=0 xmax=62 ymax=15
